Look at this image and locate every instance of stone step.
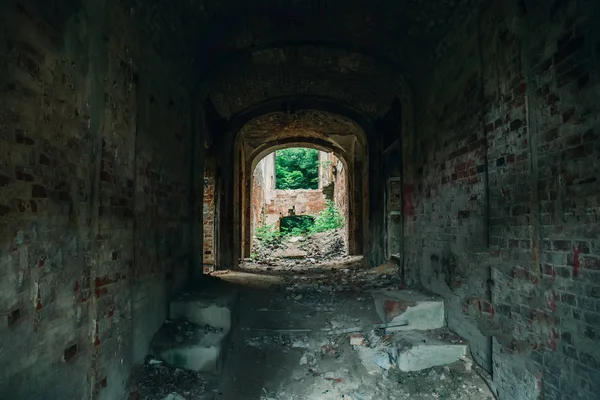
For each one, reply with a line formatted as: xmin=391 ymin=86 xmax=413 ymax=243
xmin=393 ymin=329 xmax=468 ymax=372
xmin=170 ymin=288 xmax=237 ymax=334
xmin=372 ymin=288 xmax=445 ymax=332
xmin=152 ymin=320 xmax=226 ymax=373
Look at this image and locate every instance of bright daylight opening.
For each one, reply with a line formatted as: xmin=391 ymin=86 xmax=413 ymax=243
xmin=246 ymin=147 xmax=350 ymax=269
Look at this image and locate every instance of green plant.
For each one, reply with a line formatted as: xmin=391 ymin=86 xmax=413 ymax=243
xmin=279 ymin=215 xmax=315 ymax=235
xmin=275 ymin=148 xmax=319 ymax=190
xmin=254 ymin=223 xmax=280 ymax=244
xmin=310 ymin=200 xmax=344 ymax=233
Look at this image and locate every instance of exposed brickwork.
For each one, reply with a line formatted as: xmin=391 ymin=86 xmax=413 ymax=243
xmin=333 ymin=159 xmax=349 ymax=247
xmin=203 ymin=176 xmax=216 ymax=267
xmin=265 ymin=190 xmax=327 ymax=223
xmin=0 ymin=1 xmax=199 ymax=399
xmin=251 ymin=152 xmax=346 ymax=242
xmin=402 ymin=1 xmax=600 ymax=399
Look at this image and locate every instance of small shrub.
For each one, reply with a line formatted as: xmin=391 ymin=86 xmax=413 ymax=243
xmin=254 ymin=223 xmax=280 ymax=245
xmin=280 ymin=215 xmax=315 ymax=235
xmin=310 ymin=200 xmax=344 ymax=233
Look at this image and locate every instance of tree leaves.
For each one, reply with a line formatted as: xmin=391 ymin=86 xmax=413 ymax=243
xmin=275 ymin=148 xmax=319 ymax=190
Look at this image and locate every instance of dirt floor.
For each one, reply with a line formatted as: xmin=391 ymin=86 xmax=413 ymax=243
xmin=131 ymin=230 xmax=496 ymax=400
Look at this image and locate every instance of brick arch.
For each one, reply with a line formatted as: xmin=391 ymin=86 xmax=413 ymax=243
xmin=197 ymin=45 xmax=411 ymax=120
xmin=233 ymin=109 xmax=368 ymax=260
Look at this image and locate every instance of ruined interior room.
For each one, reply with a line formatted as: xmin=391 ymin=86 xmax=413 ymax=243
xmin=0 ymin=0 xmax=599 ymax=399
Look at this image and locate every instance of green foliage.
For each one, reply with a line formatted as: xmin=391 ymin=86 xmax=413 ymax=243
xmin=310 ymin=200 xmax=345 ymax=233
xmin=275 ymin=148 xmax=319 ymax=190
xmin=254 ymin=223 xmax=280 ymax=244
xmin=280 ymin=215 xmax=315 ymax=235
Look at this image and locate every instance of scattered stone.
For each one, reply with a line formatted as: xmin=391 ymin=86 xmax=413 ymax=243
xmin=350 ymin=333 xmax=365 ymax=346
xmin=129 ymin=356 xmax=208 ymax=400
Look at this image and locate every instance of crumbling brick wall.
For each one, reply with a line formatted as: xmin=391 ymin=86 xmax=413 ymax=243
xmin=0 ymin=1 xmax=199 ymax=399
xmin=402 ymin=1 xmax=600 ymax=399
xmin=203 ymin=176 xmax=215 ymax=267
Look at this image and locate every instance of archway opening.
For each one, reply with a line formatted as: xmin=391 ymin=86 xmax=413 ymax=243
xmin=230 ymin=109 xmax=370 ymax=271
xmin=248 ymin=147 xmax=350 ymax=266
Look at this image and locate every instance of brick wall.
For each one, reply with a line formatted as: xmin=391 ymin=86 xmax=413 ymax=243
xmin=203 ymin=177 xmax=215 ymax=267
xmin=0 ymin=0 xmax=199 ymax=399
xmin=402 ymin=1 xmax=600 ymax=399
xmin=265 ymin=189 xmax=327 ymax=225
xmin=333 ymin=159 xmax=349 ymax=246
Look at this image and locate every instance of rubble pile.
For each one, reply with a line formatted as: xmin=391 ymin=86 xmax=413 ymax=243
xmin=249 ymin=228 xmax=348 ymax=266
xmin=129 ymin=356 xmax=208 ymax=400
xmin=283 ymin=261 xmax=403 ymax=293
xmin=300 ymin=229 xmax=346 ymax=259
xmin=253 ymin=326 xmax=492 ymax=400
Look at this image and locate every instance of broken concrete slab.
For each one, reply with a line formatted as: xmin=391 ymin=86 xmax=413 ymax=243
xmin=372 ymin=288 xmax=444 ymax=331
xmin=394 ymin=329 xmax=468 ymax=372
xmin=170 ymin=290 xmax=236 ymax=333
xmin=272 ymin=248 xmax=308 ymax=259
xmin=152 ymin=320 xmax=226 ymax=373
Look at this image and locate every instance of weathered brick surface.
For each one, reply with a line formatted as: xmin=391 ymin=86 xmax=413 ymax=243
xmin=0 ymin=0 xmax=199 ymax=399
xmin=251 ymin=152 xmax=346 ymax=234
xmin=203 ymin=175 xmax=216 ymax=267
xmin=402 ymin=1 xmax=600 ymax=399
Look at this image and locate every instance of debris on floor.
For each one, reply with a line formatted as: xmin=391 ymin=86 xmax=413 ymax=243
xmin=248 ymin=228 xmax=348 ymax=267
xmin=129 ymin=356 xmax=208 ymax=400
xmin=220 ymin=286 xmax=495 ymax=400
xmin=131 ymin=254 xmax=495 ymax=400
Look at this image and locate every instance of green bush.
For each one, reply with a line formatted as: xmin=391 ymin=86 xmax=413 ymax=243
xmin=275 ymin=148 xmax=319 ymax=190
xmin=280 ymin=215 xmax=315 ymax=235
xmin=254 ymin=223 xmax=280 ymax=244
xmin=310 ymin=200 xmax=344 ymax=233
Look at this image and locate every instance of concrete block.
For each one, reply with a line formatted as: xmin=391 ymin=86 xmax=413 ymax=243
xmin=350 ymin=333 xmax=365 ymax=346
xmin=394 ymin=329 xmax=468 ymax=372
xmin=152 ymin=320 xmax=226 ymax=373
xmin=170 ymin=290 xmax=236 ymax=333
xmin=372 ymin=289 xmax=445 ymax=331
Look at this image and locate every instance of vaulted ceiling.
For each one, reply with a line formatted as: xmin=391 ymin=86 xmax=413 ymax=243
xmin=154 ymin=0 xmax=482 ymax=119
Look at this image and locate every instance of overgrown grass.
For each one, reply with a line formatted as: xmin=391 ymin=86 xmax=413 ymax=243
xmin=310 ymin=200 xmax=345 ymax=233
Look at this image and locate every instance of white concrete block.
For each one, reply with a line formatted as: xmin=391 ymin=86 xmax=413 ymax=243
xmin=152 ymin=321 xmax=226 ymax=373
xmin=170 ymin=292 xmax=234 ymax=333
xmin=394 ymin=330 xmax=468 ymax=372
xmin=372 ymin=289 xmax=445 ymax=331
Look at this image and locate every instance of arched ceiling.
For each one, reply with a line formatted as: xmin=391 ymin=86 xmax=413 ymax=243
xmin=239 ymin=109 xmax=365 ymax=152
xmin=207 ymin=46 xmax=401 ymax=118
xmin=237 ymin=110 xmax=366 ymax=162
xmin=173 ymin=0 xmax=484 ymax=119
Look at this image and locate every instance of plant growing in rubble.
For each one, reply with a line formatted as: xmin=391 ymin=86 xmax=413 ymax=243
xmin=310 ymin=200 xmax=344 ymax=233
xmin=254 ymin=223 xmax=280 ymax=245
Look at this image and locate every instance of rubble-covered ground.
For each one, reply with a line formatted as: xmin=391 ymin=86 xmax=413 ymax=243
xmin=249 ymin=228 xmax=348 ymax=267
xmin=131 ymin=230 xmax=495 ymax=400
xmin=129 ymin=356 xmax=209 ymax=400
xmin=216 ymin=288 xmax=495 ymax=400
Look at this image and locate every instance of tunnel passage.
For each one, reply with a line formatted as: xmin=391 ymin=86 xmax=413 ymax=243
xmin=1 ymin=0 xmax=599 ymax=399
xmin=232 ymin=109 xmax=369 ymax=264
